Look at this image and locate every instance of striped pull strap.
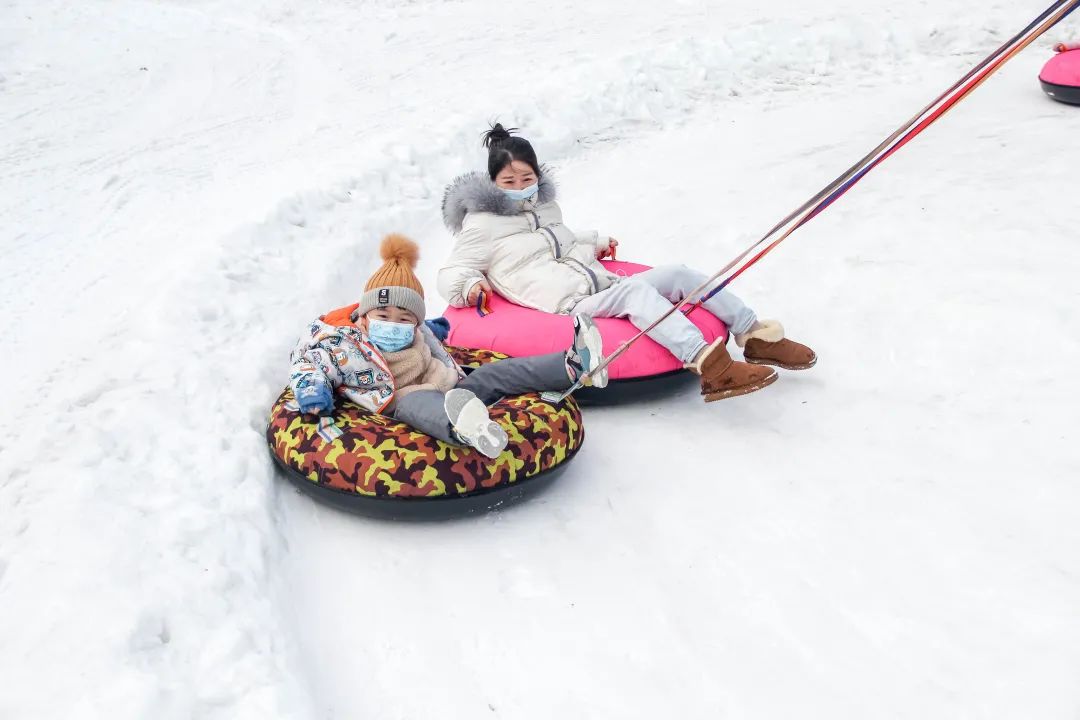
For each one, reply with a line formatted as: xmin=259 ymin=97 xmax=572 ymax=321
xmin=476 ymin=290 xmax=493 ymax=317
xmin=316 ymin=416 xmax=344 ymax=443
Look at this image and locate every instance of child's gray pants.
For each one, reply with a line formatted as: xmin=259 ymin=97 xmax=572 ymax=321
xmin=390 ymin=352 xmax=571 ymax=443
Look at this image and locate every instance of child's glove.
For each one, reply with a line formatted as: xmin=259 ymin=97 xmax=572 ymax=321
xmin=296 ymin=383 xmax=334 ymax=416
xmin=425 ymin=317 xmax=451 ymax=342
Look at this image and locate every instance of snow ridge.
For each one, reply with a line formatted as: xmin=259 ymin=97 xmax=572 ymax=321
xmin=0 ymin=5 xmax=1062 ymax=717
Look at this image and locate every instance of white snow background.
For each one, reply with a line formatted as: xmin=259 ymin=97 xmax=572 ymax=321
xmin=1 ymin=0 xmax=1079 ymax=718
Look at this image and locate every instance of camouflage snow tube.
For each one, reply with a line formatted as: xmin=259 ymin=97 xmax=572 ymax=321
xmin=266 ymin=347 xmax=584 ymax=518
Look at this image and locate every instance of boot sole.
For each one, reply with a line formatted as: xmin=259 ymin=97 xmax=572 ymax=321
xmin=702 ymin=369 xmax=778 ymax=402
xmin=745 ymin=356 xmax=818 ymax=371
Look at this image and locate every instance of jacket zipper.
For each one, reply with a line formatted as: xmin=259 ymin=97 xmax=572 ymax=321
xmin=540 ymin=226 xmax=562 ymax=258
xmin=564 ymin=257 xmax=599 ymax=293
xmin=531 ymin=212 xmax=596 ymax=292
xmin=529 ymin=210 xmax=560 ymax=258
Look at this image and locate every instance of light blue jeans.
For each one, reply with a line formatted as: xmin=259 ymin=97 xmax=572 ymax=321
xmin=571 ymin=264 xmax=757 ymax=363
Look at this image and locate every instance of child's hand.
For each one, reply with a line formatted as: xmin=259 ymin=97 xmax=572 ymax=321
xmin=297 ymin=384 xmax=333 ymax=416
xmin=425 ymin=317 xmax=451 ymax=342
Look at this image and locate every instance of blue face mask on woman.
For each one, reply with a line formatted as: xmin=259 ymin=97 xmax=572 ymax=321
xmin=367 ymin=319 xmax=415 ymax=353
xmin=501 ymin=183 xmax=539 ymax=202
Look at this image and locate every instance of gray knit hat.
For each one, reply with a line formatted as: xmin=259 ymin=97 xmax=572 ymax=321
xmin=357 ymin=234 xmax=426 ymax=320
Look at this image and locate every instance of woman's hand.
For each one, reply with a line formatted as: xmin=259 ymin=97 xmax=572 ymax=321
xmin=598 ymin=237 xmax=620 ymax=259
xmin=466 ymin=278 xmax=493 ymax=306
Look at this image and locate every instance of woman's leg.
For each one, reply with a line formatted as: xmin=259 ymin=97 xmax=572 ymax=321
xmin=573 ymin=273 xmax=778 ymax=401
xmin=639 ymin=264 xmax=816 ymax=370
xmin=571 ymin=278 xmax=707 ymax=363
xmin=630 ymin=264 xmax=758 ymax=336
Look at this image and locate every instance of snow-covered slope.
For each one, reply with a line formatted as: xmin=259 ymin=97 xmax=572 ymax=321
xmin=1 ymin=1 xmax=1077 ymax=717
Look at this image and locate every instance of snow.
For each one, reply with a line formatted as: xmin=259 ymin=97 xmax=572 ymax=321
xmin=1 ymin=0 xmax=1079 ymax=718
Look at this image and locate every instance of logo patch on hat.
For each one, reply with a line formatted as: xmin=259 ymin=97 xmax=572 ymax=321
xmin=377 ymin=288 xmax=390 ymax=305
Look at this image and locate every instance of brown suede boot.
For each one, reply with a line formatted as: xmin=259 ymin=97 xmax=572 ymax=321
xmin=744 ymin=338 xmax=817 ymax=370
xmin=737 ymin=320 xmax=817 ymax=371
xmin=687 ymin=338 xmax=778 ymax=402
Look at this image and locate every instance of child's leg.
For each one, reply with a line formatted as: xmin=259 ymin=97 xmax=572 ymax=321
xmin=457 ymin=352 xmax=571 ymax=405
xmin=391 ymin=389 xmax=508 ymax=458
xmin=390 ymin=390 xmax=456 ymax=443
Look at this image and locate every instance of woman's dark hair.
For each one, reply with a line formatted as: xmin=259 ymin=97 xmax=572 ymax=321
xmin=482 ymin=122 xmax=541 ymax=181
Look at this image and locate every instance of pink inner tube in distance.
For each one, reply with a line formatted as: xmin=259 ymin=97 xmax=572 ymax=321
xmin=1041 ymin=47 xmax=1080 ymax=86
xmin=443 ymin=260 xmax=728 ymax=381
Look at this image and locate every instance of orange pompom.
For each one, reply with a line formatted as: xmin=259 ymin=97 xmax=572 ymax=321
xmin=379 ymin=233 xmax=420 ymax=268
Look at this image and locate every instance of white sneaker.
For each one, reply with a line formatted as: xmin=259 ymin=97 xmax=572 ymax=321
xmin=567 ymin=314 xmax=608 ymax=389
xmin=443 ymin=388 xmax=508 ymax=459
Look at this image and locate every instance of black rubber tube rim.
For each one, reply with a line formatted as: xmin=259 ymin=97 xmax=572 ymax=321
xmin=270 ymin=434 xmax=582 ymax=521
xmin=573 ymin=368 xmax=698 ymax=405
xmin=1041 ymin=79 xmax=1080 ymax=104
xmin=458 ymin=356 xmax=699 ymax=406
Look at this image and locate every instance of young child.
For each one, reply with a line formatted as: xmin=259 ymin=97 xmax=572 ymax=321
xmin=289 ymin=234 xmax=607 ymax=458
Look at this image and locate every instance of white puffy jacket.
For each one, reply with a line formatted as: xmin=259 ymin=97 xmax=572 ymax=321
xmin=438 ymin=170 xmax=621 ymax=314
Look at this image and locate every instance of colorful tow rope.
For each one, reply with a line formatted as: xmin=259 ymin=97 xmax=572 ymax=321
xmin=316 ymin=416 xmax=344 ymax=443
xmin=550 ymin=0 xmax=1080 ymax=400
xmin=687 ymin=0 xmax=1080 ymax=311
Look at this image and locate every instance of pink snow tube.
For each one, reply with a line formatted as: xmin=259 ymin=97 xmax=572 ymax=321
xmin=443 ymin=260 xmax=728 ymax=384
xmin=1040 ymin=45 xmax=1080 ymax=105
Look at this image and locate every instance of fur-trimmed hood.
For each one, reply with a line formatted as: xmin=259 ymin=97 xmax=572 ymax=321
xmin=441 ymin=167 xmax=557 ymax=233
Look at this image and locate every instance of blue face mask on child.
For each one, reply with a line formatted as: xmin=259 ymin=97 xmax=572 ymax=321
xmin=501 ymin=183 xmax=539 ymax=201
xmin=368 ymin=319 xmax=415 ymax=352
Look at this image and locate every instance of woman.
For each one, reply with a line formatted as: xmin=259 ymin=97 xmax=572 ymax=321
xmin=437 ymin=124 xmax=816 ymax=401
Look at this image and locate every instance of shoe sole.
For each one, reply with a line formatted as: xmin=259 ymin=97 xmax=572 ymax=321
xmin=702 ymin=369 xmax=778 ymax=402
xmin=444 ymin=389 xmax=508 ymax=459
xmin=745 ymin=355 xmax=818 ymax=371
xmin=574 ymin=315 xmax=608 ymax=389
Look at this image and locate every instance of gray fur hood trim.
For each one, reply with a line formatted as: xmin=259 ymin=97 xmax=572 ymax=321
xmin=441 ymin=166 xmax=557 ymax=232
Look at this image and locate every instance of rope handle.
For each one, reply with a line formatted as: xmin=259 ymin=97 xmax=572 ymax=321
xmin=475 ymin=290 xmax=493 ymax=317
xmin=599 ymin=239 xmax=617 ymax=261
